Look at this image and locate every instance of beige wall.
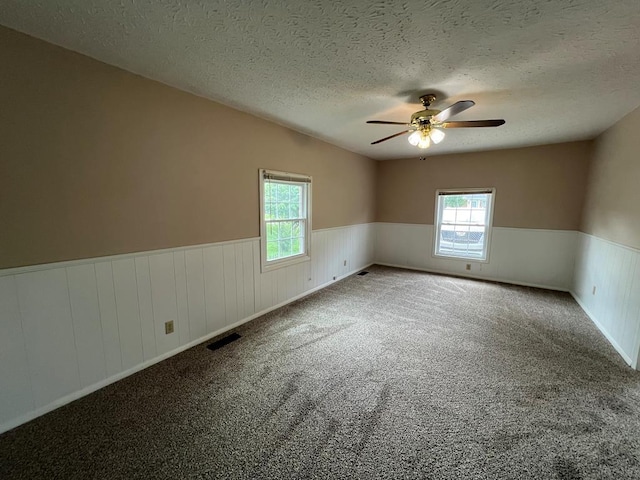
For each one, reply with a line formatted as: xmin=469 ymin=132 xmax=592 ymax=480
xmin=0 ymin=27 xmax=376 ymax=269
xmin=581 ymin=106 xmax=640 ymax=250
xmin=376 ymin=141 xmax=592 ymax=229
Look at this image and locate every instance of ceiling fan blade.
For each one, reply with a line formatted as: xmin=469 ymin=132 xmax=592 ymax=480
xmin=371 ymin=130 xmax=411 ymax=145
xmin=367 ymin=120 xmax=410 ymax=125
xmin=431 ymin=100 xmax=475 ymax=123
xmin=441 ymin=119 xmax=506 ymax=128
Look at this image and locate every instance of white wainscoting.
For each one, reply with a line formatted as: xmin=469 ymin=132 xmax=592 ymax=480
xmin=572 ymin=232 xmax=640 ymax=368
xmin=0 ymin=223 xmax=375 ymax=433
xmin=375 ymin=223 xmax=577 ymax=291
xmin=4 ymin=222 xmax=638 ymax=432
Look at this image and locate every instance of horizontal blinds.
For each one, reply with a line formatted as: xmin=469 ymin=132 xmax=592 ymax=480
xmin=263 ymin=171 xmax=311 ymax=183
xmin=438 ymin=189 xmax=493 ymax=196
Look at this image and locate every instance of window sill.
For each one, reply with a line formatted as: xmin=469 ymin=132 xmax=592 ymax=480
xmin=261 ymin=254 xmax=311 ymax=273
xmin=432 ymin=252 xmax=490 ymax=264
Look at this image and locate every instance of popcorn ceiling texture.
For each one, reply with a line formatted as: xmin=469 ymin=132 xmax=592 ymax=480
xmin=0 ymin=0 xmax=639 ymax=159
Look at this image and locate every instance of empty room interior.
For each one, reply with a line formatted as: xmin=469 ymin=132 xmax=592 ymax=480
xmin=1 ymin=1 xmax=639 ymax=479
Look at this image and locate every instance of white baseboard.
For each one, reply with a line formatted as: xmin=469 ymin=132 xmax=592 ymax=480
xmin=570 ymin=291 xmax=634 ymax=368
xmin=376 ymin=262 xmax=570 ymax=292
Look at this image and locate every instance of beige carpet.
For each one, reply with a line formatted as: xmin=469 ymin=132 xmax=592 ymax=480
xmin=2 ymin=265 xmax=640 ymax=479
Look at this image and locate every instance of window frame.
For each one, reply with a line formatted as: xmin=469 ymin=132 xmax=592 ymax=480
xmin=433 ymin=187 xmax=496 ymax=263
xmin=259 ymin=169 xmax=312 ymax=273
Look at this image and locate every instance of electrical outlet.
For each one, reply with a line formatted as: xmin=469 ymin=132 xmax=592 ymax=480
xmin=343 ymin=260 xmax=347 ymax=266
xmin=333 ymin=276 xmax=336 ymax=280
xmin=466 ymin=264 xmax=471 ymax=271
xmin=165 ymin=320 xmax=174 ymax=335
xmin=592 ymin=286 xmax=596 ymax=295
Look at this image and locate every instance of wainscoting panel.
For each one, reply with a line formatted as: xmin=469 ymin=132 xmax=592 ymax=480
xmin=223 ymin=244 xmax=240 ymax=326
xmin=375 ymin=223 xmax=577 ymax=291
xmin=173 ymin=251 xmax=191 ymax=346
xmin=149 ymin=253 xmax=181 ymax=356
xmin=202 ymin=245 xmax=226 ymax=335
xmin=184 ymin=248 xmax=207 ymax=342
xmin=491 ymin=227 xmax=577 ymax=289
xmin=95 ymin=261 xmax=123 ymax=377
xmin=242 ymin=242 xmax=256 ymax=320
xmin=0 ymin=223 xmax=375 ymax=433
xmin=572 ymin=233 xmax=640 ymax=367
xmin=0 ymin=276 xmax=33 ymax=424
xmin=16 ymin=268 xmax=81 ymax=409
xmin=311 ymin=230 xmax=328 ymax=289
xmin=112 ymin=259 xmax=144 ymax=371
xmin=66 ymin=264 xmax=107 ymax=388
xmin=134 ymin=256 xmax=157 ymax=361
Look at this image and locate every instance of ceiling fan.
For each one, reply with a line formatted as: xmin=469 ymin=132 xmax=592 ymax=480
xmin=367 ymin=94 xmax=505 ymax=149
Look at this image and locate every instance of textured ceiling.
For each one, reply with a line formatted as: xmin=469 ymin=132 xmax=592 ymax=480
xmin=1 ymin=0 xmax=639 ymax=159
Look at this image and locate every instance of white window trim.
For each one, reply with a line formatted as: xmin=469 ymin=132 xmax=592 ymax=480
xmin=259 ymin=169 xmax=312 ymax=273
xmin=432 ymin=187 xmax=496 ymax=263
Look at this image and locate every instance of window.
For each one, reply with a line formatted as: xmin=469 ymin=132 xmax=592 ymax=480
xmin=260 ymin=169 xmax=311 ymax=271
xmin=434 ymin=188 xmax=495 ymax=261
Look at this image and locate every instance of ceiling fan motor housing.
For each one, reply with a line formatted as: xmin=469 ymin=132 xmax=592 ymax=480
xmin=411 ymin=109 xmax=441 ymax=127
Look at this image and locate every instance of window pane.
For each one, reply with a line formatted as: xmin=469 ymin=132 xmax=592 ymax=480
xmin=276 ymin=202 xmax=289 ymax=219
xmin=291 ymin=237 xmax=301 ymax=255
xmin=264 ymin=183 xmax=274 ymax=202
xmin=290 ymin=185 xmax=301 ymax=204
xmin=280 ymin=239 xmax=292 ymax=257
xmin=443 ymin=195 xmax=466 ymax=208
xmin=290 ymin=203 xmax=300 ymax=218
xmin=266 ymin=223 xmax=277 ymax=241
xmin=267 ymin=241 xmax=279 ymax=260
xmin=439 ymin=225 xmax=486 ymax=258
xmin=280 ymin=221 xmax=292 ymax=239
xmin=277 ymin=184 xmax=290 ymax=202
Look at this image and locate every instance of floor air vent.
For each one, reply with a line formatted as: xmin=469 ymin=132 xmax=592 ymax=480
xmin=207 ymin=332 xmax=241 ymax=351
xmin=357 ymin=271 xmax=369 ymax=276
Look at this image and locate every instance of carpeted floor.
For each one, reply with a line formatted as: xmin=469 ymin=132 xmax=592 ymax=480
xmin=2 ymin=265 xmax=640 ymax=479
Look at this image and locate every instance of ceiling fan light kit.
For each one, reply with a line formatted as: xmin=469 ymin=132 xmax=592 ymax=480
xmin=367 ymin=94 xmax=505 ymax=150
xmin=408 ymin=125 xmax=446 ymax=148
